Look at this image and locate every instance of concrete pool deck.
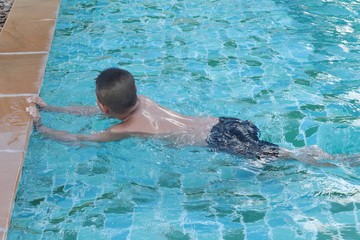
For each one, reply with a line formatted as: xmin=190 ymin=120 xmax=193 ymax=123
xmin=0 ymin=0 xmax=61 ymax=239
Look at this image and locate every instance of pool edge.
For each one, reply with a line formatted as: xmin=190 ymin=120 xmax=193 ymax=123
xmin=0 ymin=0 xmax=61 ymax=239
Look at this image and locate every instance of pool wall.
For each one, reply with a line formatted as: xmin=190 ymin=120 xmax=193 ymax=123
xmin=0 ymin=0 xmax=61 ymax=239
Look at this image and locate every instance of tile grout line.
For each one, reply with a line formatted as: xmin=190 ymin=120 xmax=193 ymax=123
xmin=0 ymin=52 xmax=48 ymax=55
xmin=0 ymin=223 xmax=8 ymax=234
xmin=0 ymin=94 xmax=37 ymax=98
xmin=0 ymin=228 xmax=7 ymax=239
xmin=0 ymin=150 xmax=24 ymax=153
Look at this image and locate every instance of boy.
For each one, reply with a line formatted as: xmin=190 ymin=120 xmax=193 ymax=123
xmin=26 ymin=68 xmax=348 ymax=165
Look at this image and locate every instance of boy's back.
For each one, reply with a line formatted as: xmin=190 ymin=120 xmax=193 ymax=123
xmin=116 ymin=95 xmax=218 ymax=146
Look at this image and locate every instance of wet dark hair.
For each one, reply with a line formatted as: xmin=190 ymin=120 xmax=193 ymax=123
xmin=95 ymin=68 xmax=137 ymax=114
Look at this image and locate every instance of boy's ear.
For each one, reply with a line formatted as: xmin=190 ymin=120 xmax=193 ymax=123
xmin=98 ymin=102 xmax=110 ymax=114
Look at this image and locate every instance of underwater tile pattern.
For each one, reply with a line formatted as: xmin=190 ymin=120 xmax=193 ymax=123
xmin=0 ymin=0 xmax=60 ymax=239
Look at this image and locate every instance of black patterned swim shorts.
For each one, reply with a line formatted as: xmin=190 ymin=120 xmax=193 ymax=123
xmin=206 ymin=117 xmax=279 ymax=159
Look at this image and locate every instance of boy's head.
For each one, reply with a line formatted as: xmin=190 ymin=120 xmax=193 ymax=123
xmin=96 ymin=68 xmax=137 ymax=115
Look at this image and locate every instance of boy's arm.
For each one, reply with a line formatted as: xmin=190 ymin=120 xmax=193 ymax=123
xmin=26 ymin=106 xmax=126 ymax=142
xmin=27 ymin=96 xmax=101 ymax=116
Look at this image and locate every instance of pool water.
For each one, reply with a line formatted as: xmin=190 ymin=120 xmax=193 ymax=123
xmin=9 ymin=0 xmax=360 ymax=239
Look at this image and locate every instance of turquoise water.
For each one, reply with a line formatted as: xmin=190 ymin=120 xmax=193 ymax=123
xmin=9 ymin=0 xmax=360 ymax=239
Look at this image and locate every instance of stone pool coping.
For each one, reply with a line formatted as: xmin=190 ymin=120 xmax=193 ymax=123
xmin=0 ymin=0 xmax=61 ymax=239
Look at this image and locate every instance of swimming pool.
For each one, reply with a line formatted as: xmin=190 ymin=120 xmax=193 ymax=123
xmin=8 ymin=0 xmax=360 ymax=239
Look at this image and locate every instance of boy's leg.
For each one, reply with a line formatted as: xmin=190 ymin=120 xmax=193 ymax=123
xmin=278 ymin=145 xmax=360 ymax=166
xmin=277 ymin=146 xmax=336 ymax=166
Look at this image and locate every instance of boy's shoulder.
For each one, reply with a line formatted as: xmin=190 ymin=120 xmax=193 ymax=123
xmin=109 ymin=112 xmax=152 ymax=134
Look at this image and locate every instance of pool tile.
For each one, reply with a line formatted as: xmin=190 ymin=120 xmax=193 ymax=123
xmin=0 ymin=0 xmax=60 ymax=53
xmin=9 ymin=0 xmax=60 ymax=20
xmin=0 ymin=231 xmax=6 ymax=240
xmin=0 ymin=97 xmax=32 ymax=151
xmin=0 ymin=152 xmax=24 ymax=230
xmin=0 ymin=54 xmax=48 ymax=94
xmin=0 ymin=0 xmax=61 ymax=237
xmin=0 ymin=19 xmax=56 ymax=53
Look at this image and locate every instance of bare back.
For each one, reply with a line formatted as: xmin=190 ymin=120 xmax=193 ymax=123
xmin=112 ymin=95 xmax=218 ymax=146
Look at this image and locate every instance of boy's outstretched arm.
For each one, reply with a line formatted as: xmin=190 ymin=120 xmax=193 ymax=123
xmin=26 ymin=106 xmax=125 ymax=142
xmin=27 ymin=96 xmax=101 ymax=116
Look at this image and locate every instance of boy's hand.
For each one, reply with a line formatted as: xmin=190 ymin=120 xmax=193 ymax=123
xmin=26 ymin=106 xmax=41 ymax=124
xmin=27 ymin=96 xmax=47 ymax=108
